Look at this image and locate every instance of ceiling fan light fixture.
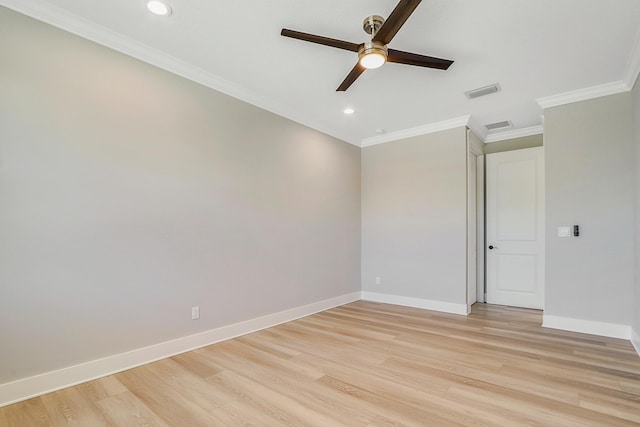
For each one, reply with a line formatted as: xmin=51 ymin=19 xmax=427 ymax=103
xmin=359 ymin=42 xmax=388 ymax=69
xmin=280 ymin=0 xmax=454 ymax=91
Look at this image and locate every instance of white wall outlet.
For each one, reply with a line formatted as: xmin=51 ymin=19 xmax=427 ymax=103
xmin=191 ymin=306 xmax=200 ymax=320
xmin=375 ymin=277 xmax=381 ymax=285
xmin=558 ymin=226 xmax=571 ymax=237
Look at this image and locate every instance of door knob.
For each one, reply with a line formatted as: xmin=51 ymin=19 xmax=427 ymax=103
xmin=488 ymin=245 xmax=498 ymax=249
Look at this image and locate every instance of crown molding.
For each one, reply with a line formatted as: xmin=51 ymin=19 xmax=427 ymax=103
xmin=0 ymin=0 xmax=360 ymax=147
xmin=536 ymin=81 xmax=629 ymax=110
xmin=466 ymin=115 xmax=488 ymax=142
xmin=4 ymin=1 xmax=638 ymax=149
xmin=360 ymin=116 xmax=471 ymax=148
xmin=484 ymin=125 xmax=544 ymax=143
xmin=624 ymin=26 xmax=640 ymax=89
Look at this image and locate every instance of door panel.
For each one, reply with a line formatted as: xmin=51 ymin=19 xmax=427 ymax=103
xmin=486 ymin=147 xmax=544 ymax=309
xmin=496 ymin=255 xmax=536 ymax=292
xmin=496 ymin=159 xmax=537 ymax=241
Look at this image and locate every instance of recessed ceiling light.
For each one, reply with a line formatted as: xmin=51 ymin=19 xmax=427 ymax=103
xmin=147 ymin=0 xmax=172 ymax=16
xmin=343 ymin=108 xmax=355 ymax=115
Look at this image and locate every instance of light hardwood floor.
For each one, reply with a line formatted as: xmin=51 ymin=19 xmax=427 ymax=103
xmin=1 ymin=301 xmax=640 ymax=426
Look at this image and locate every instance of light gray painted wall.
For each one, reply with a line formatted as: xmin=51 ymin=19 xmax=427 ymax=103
xmin=483 ymin=134 xmax=543 ymax=155
xmin=544 ymin=93 xmax=634 ymax=325
xmin=633 ymin=79 xmax=640 ymax=338
xmin=361 ymin=128 xmax=468 ymax=304
xmin=0 ymin=8 xmax=360 ymax=384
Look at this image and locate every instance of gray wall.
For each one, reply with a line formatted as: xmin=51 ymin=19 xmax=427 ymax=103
xmin=361 ymin=128 xmax=468 ymax=305
xmin=544 ymin=93 xmax=634 ymax=325
xmin=633 ymin=79 xmax=640 ymax=339
xmin=484 ymin=134 xmax=543 ymax=155
xmin=0 ymin=8 xmax=361 ymax=384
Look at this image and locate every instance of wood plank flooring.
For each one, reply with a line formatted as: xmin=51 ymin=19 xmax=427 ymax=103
xmin=1 ymin=301 xmax=639 ymax=426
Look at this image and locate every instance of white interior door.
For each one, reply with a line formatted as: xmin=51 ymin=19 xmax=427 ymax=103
xmin=486 ymin=147 xmax=544 ymax=309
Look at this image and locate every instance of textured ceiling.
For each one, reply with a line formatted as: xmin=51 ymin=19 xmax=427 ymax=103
xmin=2 ymin=0 xmax=640 ymax=146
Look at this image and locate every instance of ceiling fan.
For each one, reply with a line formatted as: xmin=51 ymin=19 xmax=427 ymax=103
xmin=281 ymin=0 xmax=453 ymax=91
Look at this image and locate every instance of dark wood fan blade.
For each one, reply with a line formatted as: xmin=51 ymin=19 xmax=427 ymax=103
xmin=337 ymin=63 xmax=366 ymax=91
xmin=387 ymin=49 xmax=453 ymax=69
xmin=281 ymin=29 xmax=360 ymax=52
xmin=372 ymin=0 xmax=422 ymax=45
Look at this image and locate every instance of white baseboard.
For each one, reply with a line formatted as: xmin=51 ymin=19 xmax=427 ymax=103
xmin=0 ymin=292 xmax=361 ymax=408
xmin=542 ymin=314 xmax=631 ymax=340
xmin=361 ymin=291 xmax=469 ymax=316
xmin=632 ymin=329 xmax=640 ymax=358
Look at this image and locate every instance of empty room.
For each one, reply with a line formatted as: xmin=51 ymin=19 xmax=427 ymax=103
xmin=1 ymin=0 xmax=640 ymax=425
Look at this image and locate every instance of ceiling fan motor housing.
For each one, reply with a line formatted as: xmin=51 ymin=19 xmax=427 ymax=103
xmin=358 ymin=41 xmax=388 ymax=65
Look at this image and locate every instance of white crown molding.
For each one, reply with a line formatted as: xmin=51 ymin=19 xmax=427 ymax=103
xmin=484 ymin=125 xmax=544 ymax=143
xmin=360 ymin=115 xmax=471 ymax=148
xmin=536 ymin=81 xmax=629 ymax=110
xmin=623 ymin=26 xmax=640 ymax=89
xmin=0 ymin=292 xmax=361 ymax=408
xmin=3 ymin=1 xmax=638 ymax=149
xmin=542 ymin=314 xmax=631 ymax=340
xmin=0 ymin=0 xmax=360 ymax=147
xmin=361 ymin=291 xmax=469 ymax=316
xmin=466 ymin=115 xmax=488 ymax=142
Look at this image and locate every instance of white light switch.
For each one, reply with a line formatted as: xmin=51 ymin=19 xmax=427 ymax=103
xmin=558 ymin=226 xmax=571 ymax=237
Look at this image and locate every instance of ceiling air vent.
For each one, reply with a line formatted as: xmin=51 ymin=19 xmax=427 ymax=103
xmin=485 ymin=120 xmax=512 ymax=131
xmin=465 ymin=83 xmax=500 ymax=99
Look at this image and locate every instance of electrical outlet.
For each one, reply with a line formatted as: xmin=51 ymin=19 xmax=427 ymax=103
xmin=375 ymin=277 xmax=381 ymax=285
xmin=191 ymin=306 xmax=200 ymax=320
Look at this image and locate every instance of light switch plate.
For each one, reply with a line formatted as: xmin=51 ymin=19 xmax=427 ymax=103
xmin=558 ymin=226 xmax=571 ymax=237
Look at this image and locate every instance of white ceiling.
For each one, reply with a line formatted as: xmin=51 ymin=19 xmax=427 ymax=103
xmin=3 ymin=0 xmax=640 ymax=146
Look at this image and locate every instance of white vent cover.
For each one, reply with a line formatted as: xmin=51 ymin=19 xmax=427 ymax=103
xmin=465 ymin=83 xmax=500 ymax=99
xmin=485 ymin=120 xmax=512 ymax=130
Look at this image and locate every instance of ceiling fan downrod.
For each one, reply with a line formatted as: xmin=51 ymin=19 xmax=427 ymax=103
xmin=363 ymin=15 xmax=385 ymax=38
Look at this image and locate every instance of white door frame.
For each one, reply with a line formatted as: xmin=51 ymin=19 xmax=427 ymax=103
xmin=476 ymin=155 xmax=485 ymax=304
xmin=467 ymin=132 xmax=484 ymax=311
